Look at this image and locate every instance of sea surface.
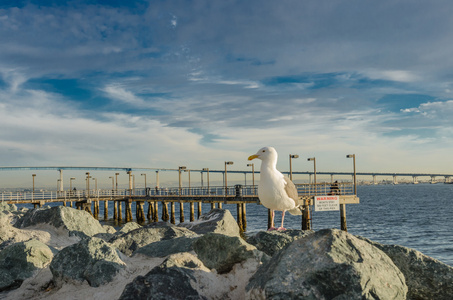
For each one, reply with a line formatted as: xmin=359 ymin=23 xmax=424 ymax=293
xmin=15 ymin=184 xmax=453 ymax=266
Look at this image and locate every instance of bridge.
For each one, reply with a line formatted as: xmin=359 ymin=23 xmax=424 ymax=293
xmin=1 ymin=166 xmax=452 ymax=188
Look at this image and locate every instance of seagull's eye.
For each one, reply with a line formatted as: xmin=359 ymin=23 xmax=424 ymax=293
xmin=262 ymin=150 xmax=265 ymax=152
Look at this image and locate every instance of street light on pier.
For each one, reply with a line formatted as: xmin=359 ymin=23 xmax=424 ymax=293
xmin=289 ymin=154 xmax=299 ymax=181
xmin=141 ymin=174 xmax=147 ymax=193
xmin=70 ymin=177 xmax=75 ymax=193
xmin=346 ymin=154 xmax=357 ymax=195
xmin=224 ymin=161 xmax=234 ymax=196
xmin=247 ymin=163 xmax=255 ymax=195
xmin=178 ymin=166 xmax=187 ymax=195
xmin=92 ymin=177 xmax=97 ymax=191
xmin=109 ymin=176 xmax=114 ymax=194
xmin=86 ymin=172 xmax=91 ymax=197
xmin=202 ymin=168 xmax=210 ymax=194
xmin=307 ymin=157 xmax=316 ymax=192
xmin=32 ymin=174 xmax=36 ymax=199
xmin=115 ymin=173 xmax=119 ymax=193
xmin=184 ymin=169 xmax=191 ymax=194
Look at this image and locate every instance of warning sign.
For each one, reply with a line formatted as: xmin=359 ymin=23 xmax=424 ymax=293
xmin=315 ymin=196 xmax=340 ymax=211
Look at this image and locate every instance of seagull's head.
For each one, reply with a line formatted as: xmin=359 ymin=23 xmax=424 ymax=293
xmin=248 ymin=146 xmax=278 ymax=162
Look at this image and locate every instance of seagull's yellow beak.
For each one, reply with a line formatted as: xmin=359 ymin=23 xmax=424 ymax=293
xmin=248 ymin=154 xmax=259 ymax=161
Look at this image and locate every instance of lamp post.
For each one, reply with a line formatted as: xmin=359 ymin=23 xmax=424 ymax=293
xmin=184 ymin=169 xmax=191 ymax=194
xmin=141 ymin=173 xmax=147 ymax=195
xmin=86 ymin=172 xmax=91 ymax=197
xmin=32 ymin=174 xmax=36 ymax=199
xmin=307 ymin=157 xmax=317 ymax=189
xmin=109 ymin=176 xmax=114 ymax=193
xmin=92 ymin=177 xmax=97 ymax=191
xmin=203 ymin=168 xmax=210 ymax=194
xmin=178 ymin=166 xmax=187 ymax=195
xmin=247 ymin=163 xmax=255 ymax=195
xmin=289 ymin=154 xmax=299 ymax=181
xmin=70 ymin=177 xmax=75 ymax=193
xmin=115 ymin=173 xmax=119 ymax=192
xmin=346 ymin=154 xmax=357 ymax=195
xmin=224 ymin=161 xmax=234 ymax=196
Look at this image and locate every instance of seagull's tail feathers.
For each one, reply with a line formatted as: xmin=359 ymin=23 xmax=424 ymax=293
xmin=288 ymin=205 xmax=303 ymax=215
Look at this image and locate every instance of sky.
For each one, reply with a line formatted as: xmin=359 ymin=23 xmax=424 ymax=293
xmin=2 ymin=0 xmax=453 ymax=187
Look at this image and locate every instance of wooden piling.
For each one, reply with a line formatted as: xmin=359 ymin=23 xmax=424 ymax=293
xmin=190 ymin=202 xmax=195 ymax=222
xmin=242 ymin=203 xmax=247 ymax=231
xmin=218 ymin=203 xmax=223 ymax=209
xmin=211 ymin=203 xmax=215 ymax=210
xmin=136 ymin=201 xmax=145 ymax=224
xmin=236 ymin=203 xmax=244 ymax=232
xmin=197 ymin=202 xmax=202 ymax=219
xmin=147 ymin=201 xmax=153 ymax=220
xmin=153 ymin=202 xmax=159 ymax=222
xmin=267 ymin=209 xmax=274 ymax=229
xmin=340 ymin=203 xmax=347 ymax=231
xmin=63 ymin=201 xmax=66 ymax=207
xmin=113 ymin=201 xmax=118 ymax=220
xmin=179 ymin=202 xmax=185 ymax=223
xmin=126 ymin=200 xmax=133 ymax=222
xmin=170 ymin=202 xmax=175 ymax=224
xmin=302 ymin=198 xmax=311 ymax=230
xmin=104 ymin=200 xmax=108 ymax=220
xmin=118 ymin=201 xmax=122 ymax=221
xmin=162 ymin=202 xmax=169 ymax=222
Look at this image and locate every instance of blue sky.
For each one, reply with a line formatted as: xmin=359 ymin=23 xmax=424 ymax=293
xmin=2 ymin=0 xmax=453 ymax=185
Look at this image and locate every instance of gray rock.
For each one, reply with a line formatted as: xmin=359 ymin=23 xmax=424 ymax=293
xmin=117 ymin=222 xmax=141 ymax=234
xmin=134 ymin=236 xmax=198 ymax=258
xmin=177 ymin=209 xmax=240 ymax=237
xmin=0 ymin=239 xmax=53 ymax=292
xmin=50 ymin=237 xmax=125 ymax=287
xmin=0 ymin=202 xmax=17 ymax=213
xmin=110 ymin=221 xmax=198 ymax=256
xmin=246 ymin=229 xmax=407 ymax=299
xmin=193 ymin=233 xmax=268 ymax=274
xmin=246 ymin=229 xmax=314 ymax=256
xmin=102 ymin=224 xmax=117 ymax=234
xmin=14 ymin=206 xmax=107 ymax=238
xmin=358 ymin=236 xmax=453 ymax=300
xmin=119 ymin=253 xmax=207 ymax=300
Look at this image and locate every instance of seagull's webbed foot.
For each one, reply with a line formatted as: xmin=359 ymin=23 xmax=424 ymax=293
xmin=277 ymin=227 xmax=286 ymax=231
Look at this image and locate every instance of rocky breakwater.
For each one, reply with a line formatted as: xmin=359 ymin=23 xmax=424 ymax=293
xmin=0 ymin=205 xmax=451 ymax=299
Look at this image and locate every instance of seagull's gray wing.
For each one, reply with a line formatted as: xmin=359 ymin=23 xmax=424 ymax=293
xmin=283 ymin=176 xmax=302 ymax=206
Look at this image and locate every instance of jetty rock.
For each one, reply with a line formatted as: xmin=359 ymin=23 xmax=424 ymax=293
xmin=177 ymin=208 xmax=241 ymax=237
xmin=358 ymin=236 xmax=453 ymax=300
xmin=246 ymin=229 xmax=408 ymax=299
xmin=109 ymin=221 xmax=198 ymax=256
xmin=134 ymin=236 xmax=198 ymax=258
xmin=0 ymin=239 xmax=53 ymax=292
xmin=246 ymin=229 xmax=314 ymax=257
xmin=50 ymin=236 xmax=126 ymax=287
xmin=14 ymin=206 xmax=107 ymax=238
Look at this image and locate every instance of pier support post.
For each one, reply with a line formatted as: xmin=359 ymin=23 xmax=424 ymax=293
xmin=218 ymin=202 xmax=222 ymax=209
xmin=236 ymin=203 xmax=244 ymax=232
xmin=162 ymin=202 xmax=169 ymax=222
xmin=242 ymin=203 xmax=247 ymax=231
xmin=211 ymin=203 xmax=215 ymax=210
xmin=302 ymin=198 xmax=311 ymax=230
xmin=126 ymin=199 xmax=133 ymax=222
xmin=197 ymin=202 xmax=202 ymax=219
xmin=113 ymin=201 xmax=118 ymax=220
xmin=147 ymin=202 xmax=153 ymax=221
xmin=118 ymin=201 xmax=122 ymax=221
xmin=179 ymin=202 xmax=185 ymax=223
xmin=170 ymin=202 xmax=175 ymax=224
xmin=136 ymin=201 xmax=145 ymax=224
xmin=267 ymin=209 xmax=274 ymax=230
xmin=153 ymin=202 xmax=159 ymax=222
xmin=340 ymin=203 xmax=347 ymax=231
xmin=190 ymin=202 xmax=195 ymax=222
xmin=104 ymin=200 xmax=108 ymax=220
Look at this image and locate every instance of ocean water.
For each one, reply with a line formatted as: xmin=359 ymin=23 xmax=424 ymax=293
xmin=14 ymin=184 xmax=453 ymax=266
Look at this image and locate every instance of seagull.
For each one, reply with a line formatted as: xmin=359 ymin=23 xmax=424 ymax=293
xmin=248 ymin=146 xmax=303 ymax=231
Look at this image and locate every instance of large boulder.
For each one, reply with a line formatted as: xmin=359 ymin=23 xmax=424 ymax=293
xmin=0 ymin=202 xmax=17 ymax=213
xmin=359 ymin=237 xmax=453 ymax=300
xmin=0 ymin=239 xmax=53 ymax=292
xmin=178 ymin=209 xmax=241 ymax=237
xmin=193 ymin=233 xmax=268 ymax=274
xmin=14 ymin=206 xmax=106 ymax=238
xmin=50 ymin=237 xmax=125 ymax=287
xmin=110 ymin=222 xmax=198 ymax=256
xmin=134 ymin=236 xmax=198 ymax=258
xmin=117 ymin=222 xmax=142 ymax=235
xmin=246 ymin=229 xmax=407 ymax=299
xmin=246 ymin=229 xmax=313 ymax=256
xmin=119 ymin=252 xmax=208 ymax=300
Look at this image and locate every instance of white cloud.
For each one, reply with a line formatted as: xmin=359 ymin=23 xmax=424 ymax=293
xmin=361 ymin=70 xmax=420 ymax=83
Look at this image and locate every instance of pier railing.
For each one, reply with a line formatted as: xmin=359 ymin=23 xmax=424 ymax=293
xmin=0 ymin=182 xmax=354 ymax=202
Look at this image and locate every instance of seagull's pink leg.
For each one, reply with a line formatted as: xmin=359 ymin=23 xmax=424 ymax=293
xmin=277 ymin=211 xmax=286 ymax=231
xmin=268 ymin=210 xmax=278 ymax=231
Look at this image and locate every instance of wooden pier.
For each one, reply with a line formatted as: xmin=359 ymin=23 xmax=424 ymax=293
xmin=1 ymin=183 xmax=359 ymax=231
